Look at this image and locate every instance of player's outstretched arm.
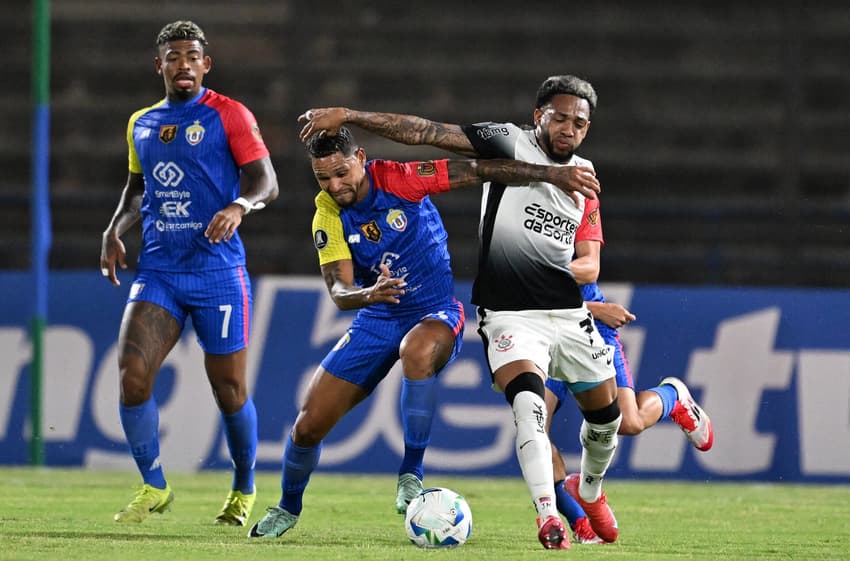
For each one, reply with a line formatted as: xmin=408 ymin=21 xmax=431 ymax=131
xmin=446 ymin=159 xmax=600 ymax=204
xmin=100 ymin=172 xmax=144 ymax=286
xmin=320 ymin=261 xmax=406 ymax=311
xmin=298 ymin=107 xmax=478 ymax=157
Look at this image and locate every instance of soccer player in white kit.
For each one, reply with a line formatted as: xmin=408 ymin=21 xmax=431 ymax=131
xmin=298 ymin=75 xmax=621 ymax=550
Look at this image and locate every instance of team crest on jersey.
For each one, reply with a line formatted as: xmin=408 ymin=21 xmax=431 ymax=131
xmin=314 ymin=229 xmax=329 ymax=250
xmin=360 ymin=220 xmax=382 ymax=243
xmin=493 ymin=334 xmax=514 ymax=352
xmin=159 ymin=125 xmax=178 ymax=144
xmin=586 ymin=208 xmax=599 ymax=226
xmin=185 ymin=120 xmax=205 ymax=145
xmin=416 ymin=162 xmax=436 ymax=176
xmin=386 ymin=209 xmax=407 ymax=232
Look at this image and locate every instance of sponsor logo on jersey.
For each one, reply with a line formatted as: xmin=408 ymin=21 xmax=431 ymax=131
xmin=159 ymin=200 xmax=192 ymax=218
xmin=159 ymin=125 xmax=178 ymax=144
xmin=347 ymin=234 xmax=361 ymax=244
xmin=185 ymin=120 xmax=205 ymax=145
xmin=386 ymin=209 xmax=408 ymax=232
xmin=586 ymin=208 xmax=599 ymax=226
xmin=314 ymin=229 xmax=328 ymax=250
xmin=155 ymin=220 xmax=203 ymax=232
xmin=153 ymin=189 xmax=191 ymax=200
xmin=476 ymin=125 xmax=510 ymax=140
xmin=360 ymin=220 xmax=382 ymax=243
xmin=152 ymin=161 xmax=185 ymax=187
xmin=523 ymin=202 xmax=578 ymax=245
xmin=416 ymin=162 xmax=436 ymax=176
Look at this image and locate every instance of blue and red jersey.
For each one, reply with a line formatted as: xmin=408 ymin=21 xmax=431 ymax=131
xmin=127 ymin=87 xmax=269 ymax=271
xmin=312 ymin=159 xmax=456 ymax=317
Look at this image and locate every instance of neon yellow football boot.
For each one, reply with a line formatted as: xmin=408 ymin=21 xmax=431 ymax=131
xmin=214 ymin=488 xmax=256 ymax=526
xmin=114 ymin=483 xmax=174 ymax=523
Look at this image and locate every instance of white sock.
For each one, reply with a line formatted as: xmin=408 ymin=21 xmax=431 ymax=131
xmin=512 ymin=391 xmax=557 ymax=519
xmin=579 ymin=414 xmax=622 ymax=502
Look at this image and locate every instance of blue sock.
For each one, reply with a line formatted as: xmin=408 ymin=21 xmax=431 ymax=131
xmin=554 ymin=479 xmax=586 ymax=528
xmin=649 ymin=384 xmax=679 ymax=420
xmin=398 ymin=377 xmax=438 ymax=480
xmin=119 ymin=398 xmax=166 ymax=489
xmin=279 ymin=434 xmax=321 ymax=516
xmin=222 ymin=398 xmax=257 ymax=494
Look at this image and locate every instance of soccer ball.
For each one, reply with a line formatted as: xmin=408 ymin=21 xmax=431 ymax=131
xmin=404 ymin=487 xmax=472 ymax=548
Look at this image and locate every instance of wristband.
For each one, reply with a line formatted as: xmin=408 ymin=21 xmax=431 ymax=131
xmin=232 ymin=197 xmax=265 ymax=215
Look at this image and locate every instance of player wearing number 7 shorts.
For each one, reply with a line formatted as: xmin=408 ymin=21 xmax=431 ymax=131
xmin=100 ymin=20 xmax=279 ymax=526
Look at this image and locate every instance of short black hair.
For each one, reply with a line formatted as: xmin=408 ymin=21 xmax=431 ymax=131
xmin=535 ymin=75 xmax=597 ymax=113
xmin=305 ymin=127 xmax=359 ymax=158
xmin=156 ymin=20 xmax=208 ymax=47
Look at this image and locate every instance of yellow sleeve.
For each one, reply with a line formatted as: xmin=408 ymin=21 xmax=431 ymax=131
xmin=312 ymin=191 xmax=352 ymax=266
xmin=126 ymin=101 xmax=166 ymax=174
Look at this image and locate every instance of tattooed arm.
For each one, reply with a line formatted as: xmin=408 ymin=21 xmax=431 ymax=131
xmin=446 ymin=159 xmax=600 ymax=204
xmin=298 ymin=107 xmax=478 ymax=157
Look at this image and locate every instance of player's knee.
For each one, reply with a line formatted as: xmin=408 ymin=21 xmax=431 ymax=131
xmin=208 ymin=375 xmax=248 ymax=413
xmin=580 ymin=398 xmax=622 ymax=451
xmin=400 ymin=335 xmax=452 ymax=379
xmin=504 ymin=372 xmax=545 ymax=405
xmin=118 ymin=368 xmax=153 ymax=406
xmin=291 ymin=419 xmax=323 ymax=448
xmin=399 ymin=348 xmax=436 ymax=380
xmin=582 ymin=397 xmax=621 ymax=425
xmin=617 ymin=415 xmax=645 ymax=436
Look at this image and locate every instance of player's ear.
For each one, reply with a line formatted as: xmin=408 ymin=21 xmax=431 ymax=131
xmin=154 ymin=57 xmax=163 ymax=75
xmin=203 ymin=55 xmax=212 ymax=74
xmin=533 ymin=107 xmax=543 ymax=126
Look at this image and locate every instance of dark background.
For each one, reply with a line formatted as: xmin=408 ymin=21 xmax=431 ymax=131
xmin=5 ymin=0 xmax=849 ymax=286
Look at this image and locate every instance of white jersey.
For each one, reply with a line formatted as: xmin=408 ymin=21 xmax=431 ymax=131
xmin=462 ymin=122 xmax=603 ymax=311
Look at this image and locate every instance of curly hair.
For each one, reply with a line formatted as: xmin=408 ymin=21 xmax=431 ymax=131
xmin=305 ymin=127 xmax=359 ymax=158
xmin=535 ymin=75 xmax=597 ymax=113
xmin=156 ymin=20 xmax=208 ymax=47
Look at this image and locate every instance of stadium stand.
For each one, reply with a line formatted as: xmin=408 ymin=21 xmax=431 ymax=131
xmin=5 ymin=0 xmax=850 ymax=285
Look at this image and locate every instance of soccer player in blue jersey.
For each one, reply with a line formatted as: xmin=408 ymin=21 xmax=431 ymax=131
xmin=247 ymin=126 xmax=600 ymax=539
xmin=99 ymin=20 xmax=279 ymax=526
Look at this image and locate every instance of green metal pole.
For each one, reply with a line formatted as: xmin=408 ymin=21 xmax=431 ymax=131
xmin=30 ymin=0 xmax=51 ymax=466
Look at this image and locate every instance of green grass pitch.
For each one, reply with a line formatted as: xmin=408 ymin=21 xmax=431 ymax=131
xmin=1 ymin=467 xmax=848 ymax=560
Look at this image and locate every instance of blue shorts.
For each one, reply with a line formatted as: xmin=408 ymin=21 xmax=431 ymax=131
xmin=127 ymin=267 xmax=252 ymax=355
xmin=321 ymin=298 xmax=465 ymax=394
xmin=545 ymin=327 xmax=632 ymax=413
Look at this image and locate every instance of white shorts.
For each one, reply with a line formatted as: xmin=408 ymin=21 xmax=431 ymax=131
xmin=477 ymin=306 xmax=616 ymax=389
